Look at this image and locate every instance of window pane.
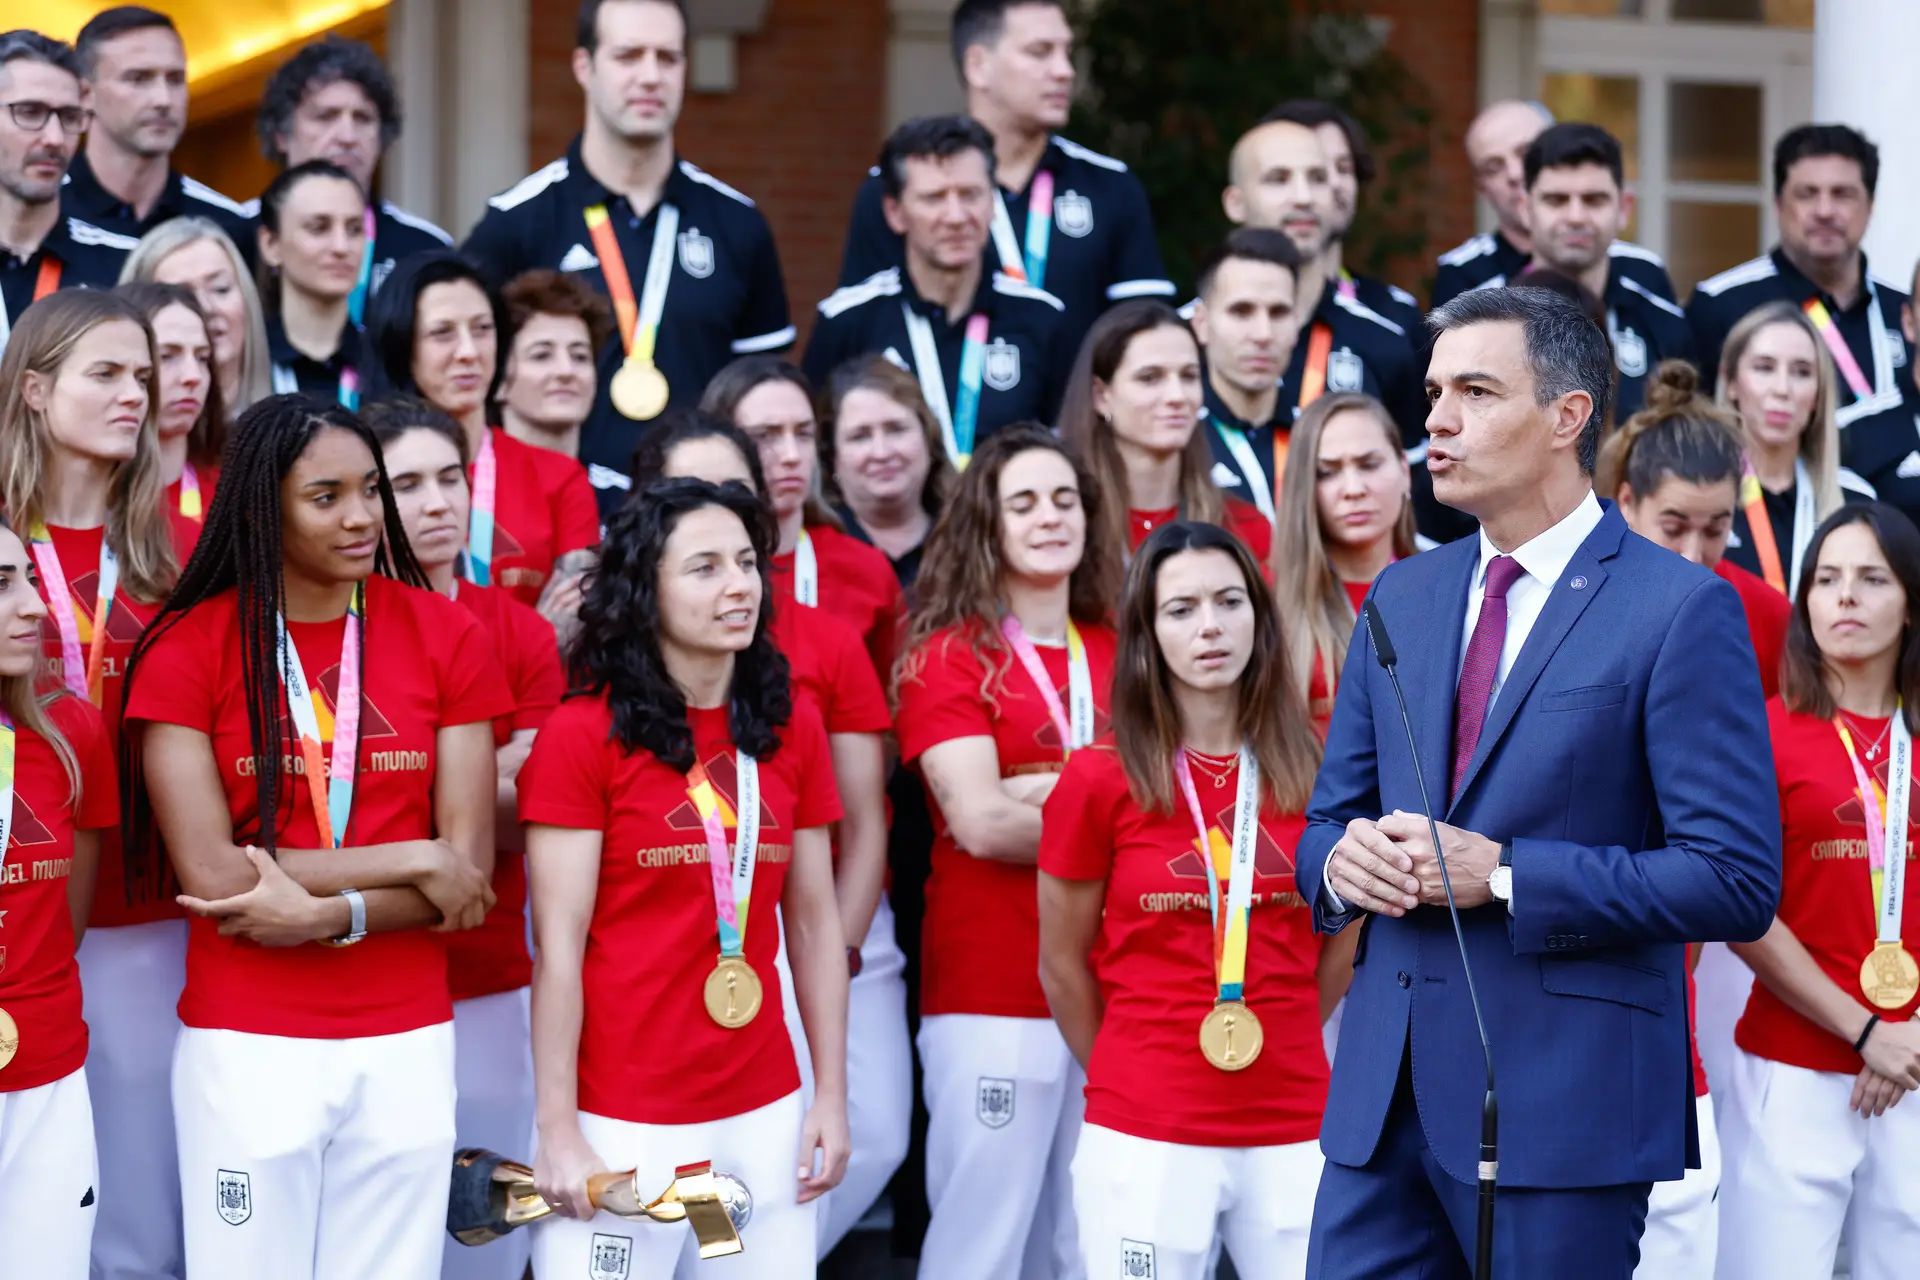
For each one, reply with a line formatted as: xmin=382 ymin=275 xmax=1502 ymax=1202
xmin=1668 ymin=82 xmax=1761 ymax=184
xmin=1672 ymin=0 xmax=1813 ymax=26
xmin=1668 ymin=202 xmax=1762 ymax=297
xmin=1540 ymin=74 xmax=1640 ymax=185
xmin=1542 ymin=0 xmax=1644 ymax=14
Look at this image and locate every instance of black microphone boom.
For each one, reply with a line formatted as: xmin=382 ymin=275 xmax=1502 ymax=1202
xmin=1362 ymin=600 xmax=1499 ymax=1280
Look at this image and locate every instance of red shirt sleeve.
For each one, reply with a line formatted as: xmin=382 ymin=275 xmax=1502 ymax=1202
xmin=553 ymin=463 xmax=601 ymax=557
xmin=507 ymin=600 xmax=565 ymax=733
xmin=788 ymin=698 xmax=844 ymax=830
xmin=122 ymin=607 xmax=217 ymax=733
xmin=821 ymin=621 xmax=892 ymax=736
xmin=433 ymin=599 xmax=516 ymax=728
xmin=56 ymin=695 xmax=119 ymax=831
xmin=1039 ymin=745 xmax=1123 ymax=881
xmin=895 ymin=631 xmax=995 ymax=764
xmin=517 ymin=696 xmax=613 ymax=829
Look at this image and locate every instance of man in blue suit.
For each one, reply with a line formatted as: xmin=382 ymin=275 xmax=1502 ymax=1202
xmin=1299 ymin=286 xmax=1782 ymax=1278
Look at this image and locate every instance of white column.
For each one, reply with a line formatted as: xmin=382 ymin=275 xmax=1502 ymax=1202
xmin=383 ymin=0 xmax=441 ymax=225
xmin=446 ymin=0 xmax=530 ymax=238
xmin=888 ymin=0 xmax=964 ymax=133
xmin=1475 ymin=0 xmax=1541 ymax=236
xmin=1814 ymin=0 xmax=1920 ymax=288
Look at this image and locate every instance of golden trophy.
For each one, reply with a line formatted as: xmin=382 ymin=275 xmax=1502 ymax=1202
xmin=447 ymin=1149 xmax=752 ymax=1259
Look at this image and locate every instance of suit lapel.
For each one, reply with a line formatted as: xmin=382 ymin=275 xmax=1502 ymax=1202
xmin=1408 ymin=541 xmax=1475 ymax=810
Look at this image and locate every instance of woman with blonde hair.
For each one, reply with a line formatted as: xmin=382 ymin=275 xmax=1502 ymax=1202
xmin=1717 ymin=299 xmax=1874 ymax=595
xmin=118 ymin=216 xmax=272 ymax=418
xmin=820 ymin=353 xmax=956 ymax=590
xmin=1269 ymin=391 xmax=1417 ymax=735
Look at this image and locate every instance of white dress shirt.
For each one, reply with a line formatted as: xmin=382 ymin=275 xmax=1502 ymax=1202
xmin=1324 ymin=490 xmax=1605 ymax=913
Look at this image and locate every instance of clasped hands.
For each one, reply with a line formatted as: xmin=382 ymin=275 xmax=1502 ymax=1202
xmin=1325 ymin=811 xmax=1503 ymax=916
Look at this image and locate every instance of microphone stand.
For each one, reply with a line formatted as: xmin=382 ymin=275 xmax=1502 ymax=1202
xmin=1363 ymin=602 xmax=1498 ymax=1280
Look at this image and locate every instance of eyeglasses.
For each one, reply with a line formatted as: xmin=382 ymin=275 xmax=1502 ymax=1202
xmin=4 ymin=101 xmax=92 ymax=135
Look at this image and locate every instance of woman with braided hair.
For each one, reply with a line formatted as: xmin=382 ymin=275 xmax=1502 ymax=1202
xmin=120 ymin=393 xmax=511 ymax=1279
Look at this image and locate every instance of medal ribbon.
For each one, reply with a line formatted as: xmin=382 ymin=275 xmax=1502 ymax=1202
xmin=583 ymin=201 xmax=679 ymax=370
xmin=179 ymin=462 xmax=203 ymax=520
xmin=346 ymin=206 xmax=377 ymax=328
xmin=689 ymin=752 xmax=760 ymax=957
xmin=0 ymin=709 xmax=15 ymax=860
xmin=1738 ymin=457 xmax=1814 ymax=595
xmin=275 ymin=582 xmax=365 ymax=849
xmin=0 ymin=258 xmax=62 ymax=357
xmin=904 ymin=306 xmax=988 ymax=470
xmin=1836 ymin=706 xmax=1913 ymax=946
xmin=988 ymin=171 xmax=1056 ymax=289
xmin=1803 ymin=298 xmax=1875 ymax=403
xmin=466 ymin=429 xmax=497 ymax=586
xmin=29 ymin=522 xmax=118 ymax=705
xmin=1000 ymin=616 xmax=1093 ymax=756
xmin=794 ymin=527 xmax=818 ymax=607
xmin=1175 ymin=747 xmax=1262 ymax=1002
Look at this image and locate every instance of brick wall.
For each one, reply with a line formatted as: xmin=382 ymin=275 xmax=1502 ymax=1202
xmin=526 ymin=0 xmax=891 ymax=344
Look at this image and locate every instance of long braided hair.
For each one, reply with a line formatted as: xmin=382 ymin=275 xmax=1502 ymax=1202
xmin=120 ymin=394 xmax=426 ymax=894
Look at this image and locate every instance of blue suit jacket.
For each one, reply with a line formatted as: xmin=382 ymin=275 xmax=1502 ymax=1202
xmin=1297 ymin=503 xmax=1781 ymax=1190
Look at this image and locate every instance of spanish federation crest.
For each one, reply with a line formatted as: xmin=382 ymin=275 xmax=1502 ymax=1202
xmin=1121 ymin=1239 xmax=1157 ymax=1277
xmin=589 ymin=1232 xmax=633 ymax=1280
xmin=1328 ymin=347 xmax=1365 ymax=393
xmin=976 ymin=1076 xmax=1015 ymax=1128
xmin=1054 ymin=188 xmax=1093 ymax=238
xmin=677 ymin=227 xmax=715 ymax=278
xmin=1612 ymin=323 xmax=1648 ymax=378
xmin=216 ymin=1170 xmax=251 ymax=1226
xmin=982 ymin=338 xmax=1022 ymax=392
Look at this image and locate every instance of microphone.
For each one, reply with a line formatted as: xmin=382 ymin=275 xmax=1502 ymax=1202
xmin=1362 ymin=600 xmax=1499 ymax=1280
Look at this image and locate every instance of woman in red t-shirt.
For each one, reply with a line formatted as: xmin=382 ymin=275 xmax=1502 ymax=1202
xmin=894 ymin=423 xmax=1123 ymax=1280
xmin=521 ymin=478 xmax=848 ymax=1276
xmin=702 ymin=358 xmax=905 ymax=680
xmin=367 ymin=253 xmax=601 ymax=609
xmin=118 ymin=281 xmax=225 ymax=523
xmin=0 ymin=289 xmax=197 ymax=1277
xmin=1717 ymin=504 xmax=1920 ymax=1280
xmin=1039 ymin=520 xmax=1336 ymax=1277
xmin=1269 ymin=392 xmax=1418 ymax=738
xmin=630 ymin=411 xmax=903 ymax=1257
xmin=1059 ymin=299 xmax=1270 ymax=563
xmin=0 ymin=518 xmax=118 ymax=1279
xmin=367 ymin=397 xmax=564 ymax=1280
xmin=121 ymin=394 xmax=509 ymax=1280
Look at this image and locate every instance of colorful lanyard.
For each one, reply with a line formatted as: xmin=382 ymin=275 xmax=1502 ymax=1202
xmin=904 ymin=306 xmax=988 ymax=470
xmin=1336 ymin=268 xmax=1359 ymax=301
xmin=270 ymin=356 xmax=359 ymax=410
xmin=346 ymin=206 xmax=378 ymax=328
xmin=1296 ymin=321 xmax=1335 ymax=415
xmin=689 ymin=752 xmax=760 ymax=958
xmin=178 ymin=462 xmax=203 ymax=521
xmin=1175 ymin=747 xmax=1262 ymax=1004
xmin=0 ymin=258 xmax=62 ymax=357
xmin=466 ymin=429 xmax=497 ymax=586
xmin=584 ymin=201 xmax=678 ymax=376
xmin=793 ymin=527 xmax=818 ymax=607
xmin=1000 ymin=615 xmax=1093 ymax=755
xmin=0 ymin=708 xmax=13 ymax=859
xmin=29 ymin=522 xmax=118 ymax=706
xmin=1836 ymin=707 xmax=1913 ymax=951
xmin=988 ymin=170 xmax=1055 ymax=290
xmin=1803 ymin=296 xmax=1877 ymax=404
xmin=1211 ymin=418 xmax=1281 ymax=525
xmin=1737 ymin=456 xmax=1813 ymax=595
xmin=276 ymin=582 xmax=365 ymax=849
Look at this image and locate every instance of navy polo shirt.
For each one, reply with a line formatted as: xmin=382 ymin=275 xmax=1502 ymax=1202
xmin=61 ymin=151 xmax=253 ymax=253
xmin=0 ymin=214 xmax=138 ymax=353
xmin=1433 ymin=230 xmax=1677 ymax=309
xmin=1603 ymin=270 xmax=1695 ymax=420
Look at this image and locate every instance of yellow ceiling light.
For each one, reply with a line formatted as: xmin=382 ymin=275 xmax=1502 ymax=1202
xmin=37 ymin=1 xmax=390 ymax=89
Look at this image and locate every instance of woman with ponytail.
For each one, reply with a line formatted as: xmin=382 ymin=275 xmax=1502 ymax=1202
xmin=117 ymin=281 xmax=227 ymax=522
xmin=120 ymin=393 xmax=510 ymax=1279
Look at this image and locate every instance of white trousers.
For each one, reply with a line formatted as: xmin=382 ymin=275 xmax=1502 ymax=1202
xmin=443 ymin=989 xmax=535 ymax=1280
xmin=1693 ymin=942 xmax=1754 ymax=1112
xmin=173 ymin=1023 xmax=456 ymax=1280
xmin=80 ymin=918 xmax=187 ymax=1280
xmin=1071 ymin=1121 xmax=1320 ymax=1280
xmin=0 ymin=1067 xmax=98 ymax=1279
xmin=532 ymin=1092 xmax=813 ymax=1279
xmin=777 ymin=894 xmax=912 ymax=1259
xmin=1635 ymin=1093 xmax=1720 ymax=1279
xmin=1715 ymin=1047 xmax=1920 ymax=1280
xmin=918 ymin=1013 xmax=1085 ymax=1280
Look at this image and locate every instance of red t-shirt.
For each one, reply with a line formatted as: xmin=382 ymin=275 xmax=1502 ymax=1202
xmin=1305 ymin=577 xmax=1386 ymax=738
xmin=162 ymin=465 xmax=219 ymax=525
xmin=895 ymin=621 xmax=1118 ymax=1018
xmin=518 ymin=697 xmax=842 ymax=1123
xmin=772 ymin=525 xmax=904 ymax=686
xmin=1040 ymin=744 xmax=1326 ymax=1145
xmin=447 ymin=582 xmax=563 ymax=1002
xmin=123 ymin=576 xmax=513 ymax=1039
xmin=35 ymin=518 xmax=198 ymax=929
xmin=1716 ymin=559 xmax=1789 ymax=699
xmin=0 ymin=694 xmax=117 ymax=1092
xmin=1736 ymin=700 xmax=1920 ymax=1074
xmin=478 ymin=428 xmax=600 ymax=607
xmin=770 ymin=605 xmax=891 ymax=737
xmin=1125 ymin=502 xmax=1272 ymax=566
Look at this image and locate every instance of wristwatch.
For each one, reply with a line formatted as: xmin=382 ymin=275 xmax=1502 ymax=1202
xmin=1488 ymin=842 xmax=1514 ymax=912
xmin=322 ymin=887 xmax=368 ymax=947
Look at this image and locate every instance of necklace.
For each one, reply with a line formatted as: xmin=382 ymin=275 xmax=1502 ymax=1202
xmin=1841 ymin=709 xmax=1894 ymax=761
xmin=1184 ymin=747 xmax=1236 ymax=789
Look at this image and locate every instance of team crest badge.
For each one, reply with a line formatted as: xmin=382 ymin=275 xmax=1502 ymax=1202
xmin=1613 ymin=325 xmax=1648 ymax=378
xmin=678 ymin=228 xmax=716 ymax=278
xmin=1328 ymin=347 xmax=1364 ymax=393
xmin=216 ymin=1170 xmax=251 ymax=1225
xmin=1054 ymin=189 xmax=1093 ymax=238
xmin=983 ymin=338 xmax=1022 ymax=392
xmin=0 ymin=945 xmax=7 ymax=976
xmin=1121 ymin=1239 xmax=1157 ymax=1276
xmin=976 ymin=1077 xmax=1015 ymax=1128
xmin=589 ymin=1232 xmax=633 ymax=1280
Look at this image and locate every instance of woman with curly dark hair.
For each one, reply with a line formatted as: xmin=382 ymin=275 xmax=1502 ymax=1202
xmin=894 ymin=422 xmax=1121 ymax=1280
xmin=520 ymin=478 xmax=849 ymax=1276
xmin=119 ymin=393 xmax=508 ymax=1279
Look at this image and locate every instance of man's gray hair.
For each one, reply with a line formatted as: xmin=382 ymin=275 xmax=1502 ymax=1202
xmin=1427 ymin=286 xmax=1612 ymax=475
xmin=0 ymin=30 xmax=83 ymax=81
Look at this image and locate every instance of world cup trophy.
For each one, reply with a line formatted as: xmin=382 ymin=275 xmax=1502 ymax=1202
xmin=447 ymin=1149 xmax=753 ymax=1260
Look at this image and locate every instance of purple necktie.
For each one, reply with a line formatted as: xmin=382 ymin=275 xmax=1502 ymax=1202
xmin=1452 ymin=554 xmax=1525 ymax=800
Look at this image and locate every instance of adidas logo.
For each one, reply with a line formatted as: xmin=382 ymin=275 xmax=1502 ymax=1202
xmin=1898 ymin=450 xmax=1920 ymax=480
xmin=558 ymin=243 xmax=600 ymax=272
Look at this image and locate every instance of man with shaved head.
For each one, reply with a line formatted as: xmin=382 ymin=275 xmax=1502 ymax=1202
xmin=1434 ymin=99 xmax=1675 ymax=308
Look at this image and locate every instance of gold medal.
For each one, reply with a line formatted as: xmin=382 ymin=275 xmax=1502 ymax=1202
xmin=703 ymin=956 xmax=763 ymax=1029
xmin=610 ymin=359 xmax=670 ymax=421
xmin=1198 ymin=999 xmax=1263 ymax=1071
xmin=0 ymin=1006 xmax=17 ymax=1073
xmin=1860 ymin=941 xmax=1920 ymax=1010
